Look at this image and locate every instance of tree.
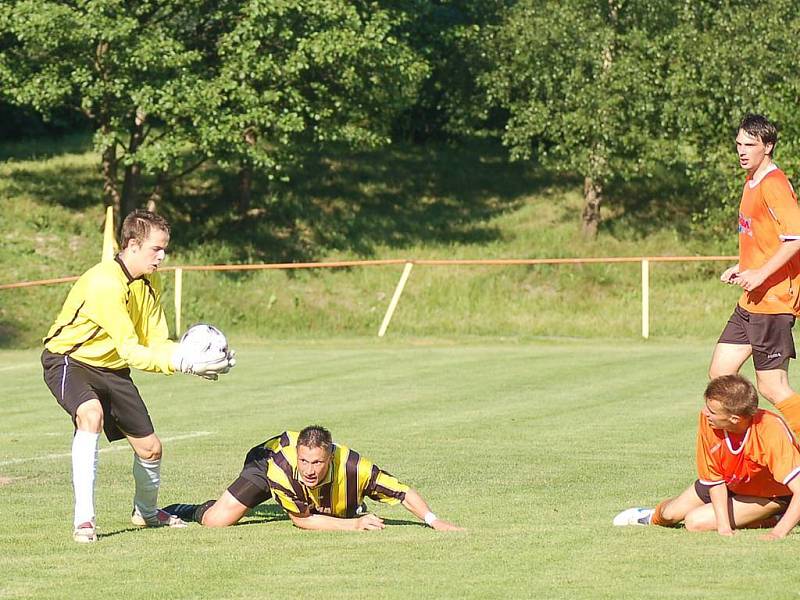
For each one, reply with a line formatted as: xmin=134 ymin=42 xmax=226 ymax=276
xmin=662 ymin=0 xmax=800 ymax=238
xmin=0 ymin=0 xmax=226 ymax=232
xmin=187 ymin=0 xmax=429 ymax=211
xmin=0 ymin=0 xmax=427 ymax=233
xmin=481 ymin=0 xmax=679 ymax=237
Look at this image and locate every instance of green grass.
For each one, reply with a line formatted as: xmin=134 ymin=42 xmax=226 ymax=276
xmin=0 ymin=135 xmax=739 ymax=348
xmin=3 ymin=338 xmax=800 ymax=599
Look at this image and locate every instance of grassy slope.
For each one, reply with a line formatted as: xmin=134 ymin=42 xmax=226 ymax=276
xmin=0 ymin=134 xmax=738 ymax=347
xmin=2 ymin=340 xmax=799 ymax=600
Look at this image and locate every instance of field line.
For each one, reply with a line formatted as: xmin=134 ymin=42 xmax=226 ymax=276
xmin=0 ymin=431 xmax=213 ymax=466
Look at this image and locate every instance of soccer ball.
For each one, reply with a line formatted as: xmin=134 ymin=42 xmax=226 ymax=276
xmin=179 ymin=323 xmax=229 ymax=357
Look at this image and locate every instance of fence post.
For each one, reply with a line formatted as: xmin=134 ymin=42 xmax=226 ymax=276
xmin=378 ymin=262 xmax=414 ymax=337
xmin=641 ymin=259 xmax=649 ymax=339
xmin=174 ymin=268 xmax=183 ymax=336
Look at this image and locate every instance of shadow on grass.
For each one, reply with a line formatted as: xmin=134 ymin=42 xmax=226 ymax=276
xmin=600 ymin=165 xmax=702 ymax=239
xmin=4 ymin=163 xmax=101 ymax=211
xmin=0 ymin=132 xmax=94 ymax=163
xmin=166 ymin=137 xmax=559 ymax=263
xmin=240 ymin=504 xmax=290 ymax=525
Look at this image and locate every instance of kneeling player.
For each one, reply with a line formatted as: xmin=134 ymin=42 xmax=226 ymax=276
xmin=614 ymin=375 xmax=800 ymax=540
xmin=164 ymin=425 xmax=462 ymax=532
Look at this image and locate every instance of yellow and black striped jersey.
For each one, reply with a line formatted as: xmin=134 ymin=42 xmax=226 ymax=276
xmin=43 ymin=256 xmax=176 ymax=373
xmin=266 ymin=431 xmax=409 ymax=518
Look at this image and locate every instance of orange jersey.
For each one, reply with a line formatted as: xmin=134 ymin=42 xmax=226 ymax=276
xmin=737 ymin=166 xmax=800 ymax=315
xmin=696 ymin=409 xmax=800 ymax=498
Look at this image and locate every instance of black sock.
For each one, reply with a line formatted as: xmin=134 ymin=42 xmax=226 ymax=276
xmin=194 ymin=500 xmax=216 ymax=525
xmin=162 ymin=503 xmax=200 ymax=522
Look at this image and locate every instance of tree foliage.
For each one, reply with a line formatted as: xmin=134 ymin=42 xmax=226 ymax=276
xmin=481 ymin=0 xmax=680 ymax=236
xmin=0 ymin=0 xmax=427 ymax=229
xmin=663 ymin=0 xmax=800 ymax=238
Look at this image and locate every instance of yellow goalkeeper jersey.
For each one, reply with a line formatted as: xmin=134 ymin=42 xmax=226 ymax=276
xmin=43 ymin=256 xmax=176 ymax=373
xmin=266 ymin=432 xmax=409 ymax=518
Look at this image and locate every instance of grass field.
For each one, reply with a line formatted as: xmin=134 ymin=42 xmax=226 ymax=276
xmin=3 ymin=337 xmax=800 ymax=599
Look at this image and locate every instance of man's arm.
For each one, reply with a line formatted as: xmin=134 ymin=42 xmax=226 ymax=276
xmin=735 ymin=240 xmax=800 ymax=291
xmin=761 ymin=477 xmax=800 ymax=541
xmin=288 ymin=512 xmax=385 ymax=531
xmin=708 ymin=483 xmax=734 ymax=536
xmin=401 ymin=488 xmax=463 ymax=531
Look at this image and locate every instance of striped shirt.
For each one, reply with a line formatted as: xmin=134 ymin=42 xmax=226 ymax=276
xmin=266 ymin=432 xmax=409 ymax=518
xmin=43 ymin=255 xmax=176 ymax=373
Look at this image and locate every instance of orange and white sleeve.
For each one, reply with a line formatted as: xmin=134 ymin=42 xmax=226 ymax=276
xmin=760 ymin=416 xmax=800 ymax=486
xmin=763 ymin=175 xmax=800 ymax=241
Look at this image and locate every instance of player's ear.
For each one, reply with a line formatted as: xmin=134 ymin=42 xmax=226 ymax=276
xmin=729 ymin=414 xmax=742 ymax=425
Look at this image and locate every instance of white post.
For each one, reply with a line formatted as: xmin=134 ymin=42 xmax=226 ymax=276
xmin=378 ymin=262 xmax=414 ymax=337
xmin=641 ymin=259 xmax=649 ymax=339
xmin=174 ymin=268 xmax=183 ymax=336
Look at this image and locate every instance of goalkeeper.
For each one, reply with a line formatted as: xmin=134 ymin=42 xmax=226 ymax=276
xmin=163 ymin=425 xmax=462 ymax=532
xmin=41 ymin=209 xmax=235 ymax=543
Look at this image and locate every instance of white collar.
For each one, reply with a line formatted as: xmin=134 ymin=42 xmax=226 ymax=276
xmin=749 ymin=163 xmax=779 ymax=188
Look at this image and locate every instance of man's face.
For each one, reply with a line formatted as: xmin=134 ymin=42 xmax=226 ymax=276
xmin=126 ymin=228 xmax=169 ymax=277
xmin=702 ymin=398 xmax=739 ymax=431
xmin=297 ymin=444 xmax=331 ymax=488
xmin=735 ymin=129 xmax=773 ymax=173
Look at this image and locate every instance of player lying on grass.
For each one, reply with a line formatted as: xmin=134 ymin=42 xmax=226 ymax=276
xmin=614 ymin=375 xmax=800 ymax=540
xmin=163 ymin=425 xmax=463 ymax=532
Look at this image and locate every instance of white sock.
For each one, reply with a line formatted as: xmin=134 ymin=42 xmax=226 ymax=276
xmin=72 ymin=430 xmax=100 ymax=528
xmin=132 ymin=456 xmax=161 ymax=519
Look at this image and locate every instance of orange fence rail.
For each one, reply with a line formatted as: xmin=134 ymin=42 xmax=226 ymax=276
xmin=0 ymin=255 xmax=738 ymax=337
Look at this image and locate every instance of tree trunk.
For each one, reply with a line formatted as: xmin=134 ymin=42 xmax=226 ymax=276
xmin=237 ymin=162 xmax=253 ymax=214
xmin=237 ymin=127 xmax=257 ymax=214
xmin=581 ymin=176 xmax=602 ymax=238
xmin=101 ymin=142 xmax=121 ymax=220
xmin=146 ymin=172 xmax=167 ymax=213
xmin=118 ymin=112 xmax=146 ymax=237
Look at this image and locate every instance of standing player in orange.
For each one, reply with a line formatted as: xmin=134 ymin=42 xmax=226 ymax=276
xmin=709 ymin=114 xmax=800 ymax=434
xmin=614 ymin=375 xmax=800 ymax=540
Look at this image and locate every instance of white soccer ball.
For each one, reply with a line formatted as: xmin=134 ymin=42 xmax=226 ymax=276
xmin=179 ymin=323 xmax=229 ymax=357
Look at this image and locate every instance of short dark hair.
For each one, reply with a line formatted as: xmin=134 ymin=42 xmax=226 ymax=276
xmin=738 ymin=113 xmax=778 ymax=156
xmin=297 ymin=425 xmax=333 ymax=454
xmin=120 ymin=210 xmax=170 ymax=249
xmin=705 ymin=375 xmax=758 ymax=417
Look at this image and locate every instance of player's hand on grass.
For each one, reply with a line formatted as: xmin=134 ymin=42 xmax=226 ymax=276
xmin=355 ymin=514 xmax=385 ymax=531
xmin=759 ymin=531 xmax=785 ymax=541
xmin=429 ymin=518 xmax=464 ymax=532
xmin=716 ymin=527 xmax=735 ymax=537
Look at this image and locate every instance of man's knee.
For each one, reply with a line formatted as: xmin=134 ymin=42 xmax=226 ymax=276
xmin=130 ymin=434 xmax=162 ymax=461
xmin=75 ymin=399 xmax=103 ymax=433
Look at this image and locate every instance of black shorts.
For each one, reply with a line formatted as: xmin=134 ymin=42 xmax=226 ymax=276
xmin=226 ymin=443 xmax=274 ymax=508
xmin=718 ymin=305 xmax=796 ymax=370
xmin=41 ymin=349 xmax=154 ymax=442
xmin=694 ymin=480 xmax=792 ymax=506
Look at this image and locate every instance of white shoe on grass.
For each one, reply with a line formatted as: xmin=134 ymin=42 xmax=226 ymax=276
xmin=613 ymin=507 xmax=654 ymax=526
xmin=73 ymin=521 xmax=97 ymax=543
xmin=131 ymin=508 xmax=188 ymax=528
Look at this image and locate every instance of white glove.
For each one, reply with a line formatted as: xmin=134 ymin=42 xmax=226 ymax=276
xmin=172 ymin=345 xmax=235 ymax=381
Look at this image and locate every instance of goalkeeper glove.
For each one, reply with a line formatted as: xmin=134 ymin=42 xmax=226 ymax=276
xmin=172 ymin=345 xmax=236 ymax=381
